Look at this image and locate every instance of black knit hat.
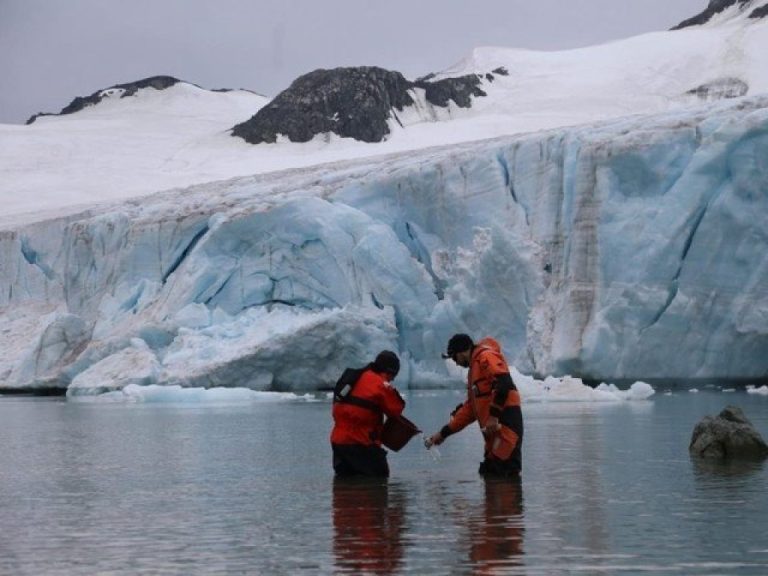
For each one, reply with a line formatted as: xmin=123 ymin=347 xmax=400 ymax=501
xmin=442 ymin=333 xmax=474 ymax=358
xmin=372 ymin=350 xmax=400 ymax=377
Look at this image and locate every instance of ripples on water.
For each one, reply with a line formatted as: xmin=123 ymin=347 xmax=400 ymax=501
xmin=0 ymin=390 xmax=767 ymax=575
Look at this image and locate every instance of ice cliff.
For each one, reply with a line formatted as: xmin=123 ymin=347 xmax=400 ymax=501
xmin=2 ymin=94 xmax=767 ymax=393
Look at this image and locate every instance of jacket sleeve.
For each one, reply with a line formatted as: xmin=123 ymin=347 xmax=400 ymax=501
xmin=441 ymin=400 xmax=476 ymax=438
xmin=475 ymin=348 xmax=516 ymax=418
xmin=380 ymin=385 xmax=406 ymax=418
xmin=489 ymin=372 xmax=517 ymax=418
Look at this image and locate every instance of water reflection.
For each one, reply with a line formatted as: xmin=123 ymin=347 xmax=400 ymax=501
xmin=332 ymin=477 xmax=406 ymax=575
xmin=463 ymin=478 xmax=525 ymax=575
xmin=691 ymin=457 xmax=766 ymax=479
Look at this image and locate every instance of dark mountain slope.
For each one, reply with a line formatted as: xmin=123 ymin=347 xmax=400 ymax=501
xmin=231 ymin=66 xmax=506 ymax=144
xmin=673 ymin=0 xmax=768 ymax=29
xmin=26 ymin=76 xmax=181 ymax=125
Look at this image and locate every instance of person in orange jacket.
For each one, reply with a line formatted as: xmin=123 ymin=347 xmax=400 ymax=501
xmin=331 ymin=350 xmax=405 ymax=477
xmin=425 ymin=334 xmax=523 ymax=477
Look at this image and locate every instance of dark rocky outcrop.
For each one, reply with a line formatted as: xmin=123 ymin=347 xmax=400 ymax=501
xmin=686 ymin=77 xmax=749 ymax=100
xmin=232 ymin=67 xmax=413 ymax=144
xmin=672 ymin=0 xmax=766 ymax=29
xmin=26 ymin=76 xmax=181 ymax=125
xmin=416 ymin=75 xmax=485 ymax=108
xmin=231 ymin=66 xmax=489 ymax=145
xmin=689 ymin=405 xmax=768 ymax=460
xmin=750 ymin=3 xmax=768 ymax=17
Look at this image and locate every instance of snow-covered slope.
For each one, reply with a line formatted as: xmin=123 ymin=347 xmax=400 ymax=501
xmin=0 ymin=82 xmax=269 ymax=224
xmin=1 ymin=4 xmax=767 ymax=394
xmin=2 ymin=4 xmax=768 ymax=225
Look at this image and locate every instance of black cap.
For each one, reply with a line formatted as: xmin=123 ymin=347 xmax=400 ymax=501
xmin=372 ymin=350 xmax=400 ymax=377
xmin=442 ymin=333 xmax=473 ymax=359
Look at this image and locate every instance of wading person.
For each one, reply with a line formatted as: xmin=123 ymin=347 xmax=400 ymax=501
xmin=425 ymin=334 xmax=523 ymax=477
xmin=330 ymin=350 xmax=405 ymax=477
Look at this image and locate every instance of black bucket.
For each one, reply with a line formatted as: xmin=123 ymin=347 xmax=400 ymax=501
xmin=381 ymin=414 xmax=421 ymax=451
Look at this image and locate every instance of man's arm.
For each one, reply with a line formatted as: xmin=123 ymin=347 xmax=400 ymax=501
xmin=426 ymin=400 xmax=475 ymax=446
xmin=489 ymin=372 xmax=516 ymax=418
xmin=380 ymin=384 xmax=406 ymax=417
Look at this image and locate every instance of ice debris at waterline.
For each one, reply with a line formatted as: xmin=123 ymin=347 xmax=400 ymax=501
xmin=65 ymin=369 xmax=654 ymax=403
xmin=67 ymin=383 xmax=319 ymax=404
xmin=510 ymin=368 xmax=654 ymax=402
xmin=747 ymin=385 xmax=768 ymax=395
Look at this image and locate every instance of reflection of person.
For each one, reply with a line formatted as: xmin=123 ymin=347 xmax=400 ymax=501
xmin=425 ymin=334 xmax=524 ymax=477
xmin=332 ymin=478 xmax=405 ymax=575
xmin=467 ymin=478 xmax=524 ymax=573
xmin=331 ymin=351 xmax=405 ymax=477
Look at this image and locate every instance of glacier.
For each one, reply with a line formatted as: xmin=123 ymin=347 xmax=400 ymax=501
xmin=1 ymin=94 xmax=767 ymax=394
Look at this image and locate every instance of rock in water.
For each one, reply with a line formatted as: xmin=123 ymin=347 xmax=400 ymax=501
xmin=689 ymin=405 xmax=768 ymax=460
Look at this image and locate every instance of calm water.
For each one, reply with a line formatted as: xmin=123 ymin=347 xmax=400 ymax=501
xmin=1 ymin=389 xmax=767 ymax=575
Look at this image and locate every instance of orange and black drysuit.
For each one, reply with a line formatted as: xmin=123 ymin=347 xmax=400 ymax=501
xmin=331 ymin=367 xmax=405 ymax=477
xmin=440 ymin=337 xmax=523 ymax=475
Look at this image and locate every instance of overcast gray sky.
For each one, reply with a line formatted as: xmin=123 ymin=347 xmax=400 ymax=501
xmin=0 ymin=0 xmax=706 ymax=124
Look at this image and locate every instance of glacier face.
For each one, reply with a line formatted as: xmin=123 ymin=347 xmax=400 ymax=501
xmin=2 ymin=96 xmax=768 ymax=392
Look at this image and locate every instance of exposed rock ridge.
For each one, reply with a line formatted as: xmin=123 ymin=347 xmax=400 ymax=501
xmin=231 ymin=66 xmax=497 ymax=145
xmin=686 ymin=77 xmax=749 ymax=101
xmin=672 ymin=0 xmax=767 ymax=29
xmin=26 ymin=76 xmax=182 ymax=124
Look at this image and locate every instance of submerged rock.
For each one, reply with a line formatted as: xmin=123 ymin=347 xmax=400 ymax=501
xmin=689 ymin=405 xmax=768 ymax=460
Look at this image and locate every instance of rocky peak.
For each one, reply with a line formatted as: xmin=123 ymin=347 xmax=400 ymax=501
xmin=26 ymin=76 xmax=181 ymax=125
xmin=232 ymin=67 xmax=413 ymax=144
xmin=672 ymin=0 xmax=768 ymax=29
xmin=231 ymin=66 xmax=493 ymax=145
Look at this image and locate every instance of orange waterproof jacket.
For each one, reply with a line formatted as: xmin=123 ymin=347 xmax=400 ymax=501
xmin=444 ymin=337 xmax=523 ymax=461
xmin=331 ymin=369 xmax=405 ymax=447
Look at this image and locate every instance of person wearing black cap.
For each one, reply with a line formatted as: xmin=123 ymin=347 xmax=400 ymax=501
xmin=425 ymin=334 xmax=524 ymax=477
xmin=330 ymin=350 xmax=406 ymax=477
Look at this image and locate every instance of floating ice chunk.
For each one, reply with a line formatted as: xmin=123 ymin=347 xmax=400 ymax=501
xmin=511 ymin=367 xmax=654 ymax=402
xmin=595 ymin=380 xmax=655 ymax=401
xmin=73 ymin=383 xmax=316 ymax=403
xmin=747 ymin=385 xmax=768 ymax=396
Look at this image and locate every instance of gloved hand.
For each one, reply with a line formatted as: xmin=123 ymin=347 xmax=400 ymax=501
xmin=424 ymin=432 xmax=444 ymax=448
xmin=483 ymin=416 xmax=500 ymax=435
